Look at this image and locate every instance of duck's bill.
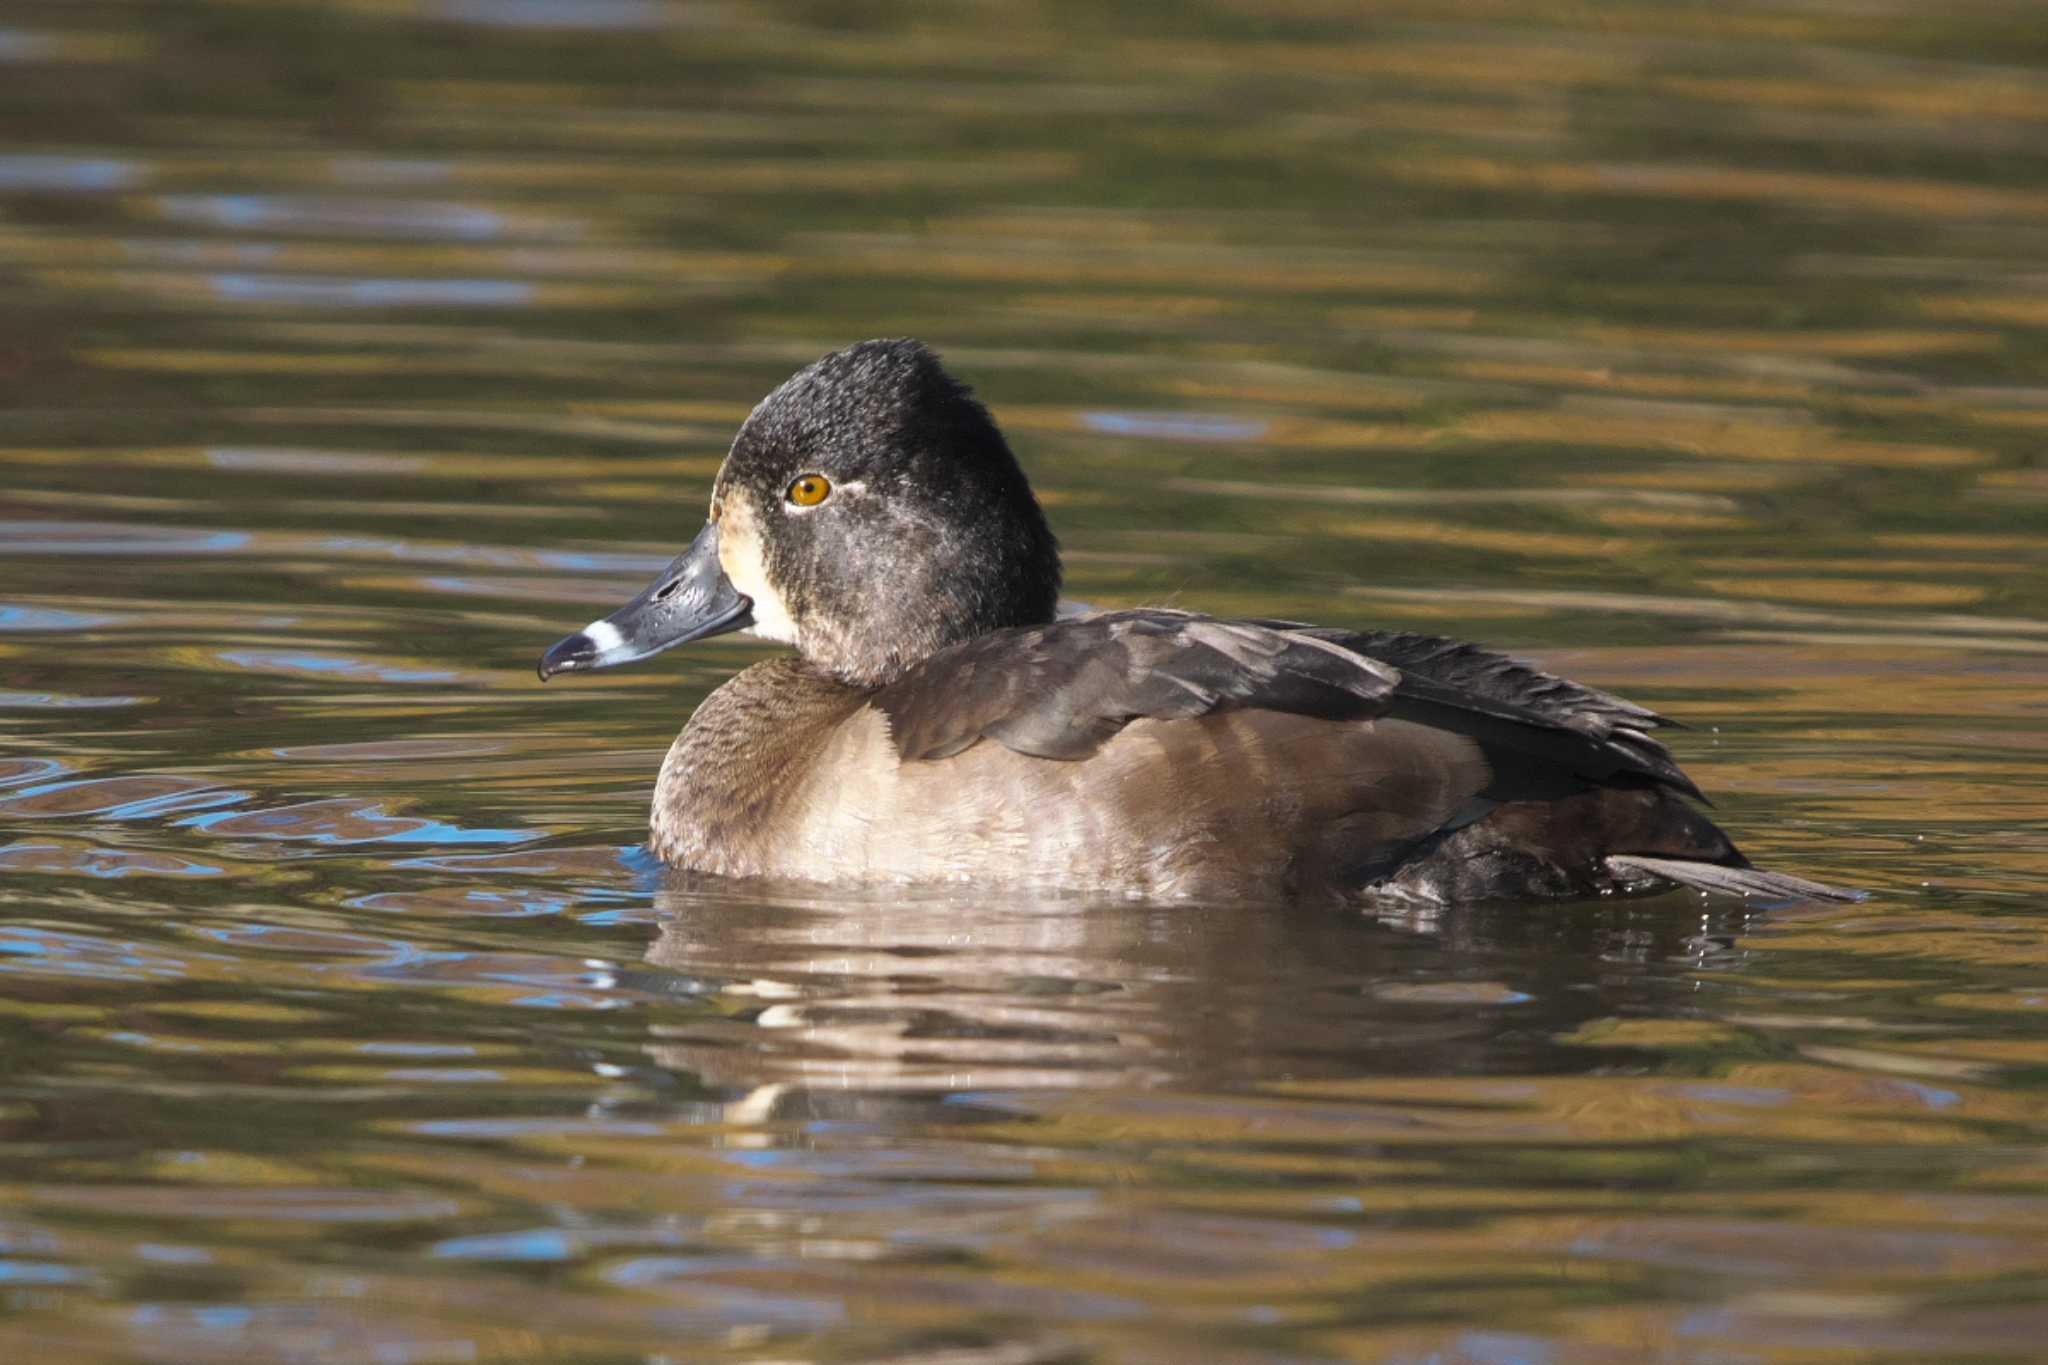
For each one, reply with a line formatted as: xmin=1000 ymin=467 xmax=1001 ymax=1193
xmin=537 ymin=522 xmax=753 ymax=681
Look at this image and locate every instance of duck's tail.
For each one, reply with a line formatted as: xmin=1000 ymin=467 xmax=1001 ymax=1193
xmin=1606 ymin=853 xmax=1866 ymax=904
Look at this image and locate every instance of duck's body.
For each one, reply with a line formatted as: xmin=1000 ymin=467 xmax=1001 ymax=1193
xmin=655 ymin=655 xmax=1484 ymax=898
xmin=542 ymin=340 xmax=1855 ymax=905
xmin=645 ymin=614 xmax=1833 ymax=902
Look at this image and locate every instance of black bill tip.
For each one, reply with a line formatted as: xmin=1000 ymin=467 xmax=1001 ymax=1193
xmin=537 ymin=632 xmax=596 ymax=682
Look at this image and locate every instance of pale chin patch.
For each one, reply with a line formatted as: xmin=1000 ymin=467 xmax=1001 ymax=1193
xmin=745 ymin=614 xmax=798 ymax=646
xmin=718 ymin=494 xmax=799 ymax=646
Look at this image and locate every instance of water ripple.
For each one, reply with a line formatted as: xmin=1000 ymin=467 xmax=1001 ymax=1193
xmin=179 ymin=798 xmax=533 ymax=846
xmin=28 ymin=1185 xmax=463 ymax=1222
xmin=267 ymin=738 xmax=508 ymax=762
xmin=0 ymin=758 xmax=71 ymax=789
xmin=208 ymin=274 xmax=534 ymax=307
xmin=0 ymin=926 xmax=205 ymax=982
xmin=1080 ymin=410 xmax=1269 ymax=442
xmin=350 ymin=886 xmax=581 ymax=918
xmin=0 ymin=521 xmax=248 ymax=556
xmin=0 ymin=775 xmax=226 ymax=820
xmin=429 ymin=0 xmax=668 ymax=30
xmin=0 ymin=154 xmax=138 ymax=191
xmin=205 ymin=446 xmax=429 ymax=475
xmin=0 ymin=604 xmax=119 ymax=631
xmin=0 ymin=840 xmax=223 ymax=879
xmin=155 ymin=194 xmax=545 ymax=242
xmin=0 ymin=690 xmax=145 ymax=709
xmin=216 ymin=649 xmax=457 ymax=684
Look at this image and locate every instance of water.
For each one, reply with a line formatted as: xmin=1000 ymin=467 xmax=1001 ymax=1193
xmin=2 ymin=2 xmax=2046 ymax=1360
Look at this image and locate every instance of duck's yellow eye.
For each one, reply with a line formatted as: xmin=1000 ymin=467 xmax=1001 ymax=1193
xmin=786 ymin=474 xmax=832 ymax=507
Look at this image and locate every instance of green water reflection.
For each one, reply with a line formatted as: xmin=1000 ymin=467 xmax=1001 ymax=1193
xmin=1 ymin=1 xmax=2046 ymax=1361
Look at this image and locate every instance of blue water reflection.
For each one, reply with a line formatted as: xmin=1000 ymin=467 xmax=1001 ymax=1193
xmin=429 ymin=0 xmax=667 ymax=30
xmin=0 ymin=841 xmax=223 ymax=879
xmin=208 ymin=274 xmax=534 ymax=307
xmin=1081 ymin=410 xmax=1269 ymax=442
xmin=0 ymin=691 xmax=143 ymax=708
xmin=0 ymin=523 xmax=248 ymax=555
xmin=158 ymin=194 xmax=516 ymax=241
xmin=178 ymin=800 xmax=534 ymax=846
xmin=0 ymin=605 xmax=119 ymax=631
xmin=0 ymin=1260 xmax=91 ymax=1286
xmin=218 ymin=649 xmax=457 ymax=683
xmin=0 ymin=30 xmax=58 ymax=62
xmin=432 ymin=1228 xmax=575 ymax=1261
xmin=0 ymin=154 xmax=137 ymax=191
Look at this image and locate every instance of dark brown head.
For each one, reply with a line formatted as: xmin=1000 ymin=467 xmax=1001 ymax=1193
xmin=539 ymin=339 xmax=1062 ymax=687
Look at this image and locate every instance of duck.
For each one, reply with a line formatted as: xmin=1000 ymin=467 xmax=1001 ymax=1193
xmin=539 ymin=338 xmax=1857 ymax=904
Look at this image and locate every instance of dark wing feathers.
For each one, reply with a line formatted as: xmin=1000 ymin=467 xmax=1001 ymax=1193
xmin=877 ymin=610 xmax=1704 ymax=801
xmin=1244 ymin=621 xmax=1702 ymax=800
xmin=1298 ymin=627 xmax=1668 ymax=734
xmin=876 ymin=610 xmax=1399 ymax=762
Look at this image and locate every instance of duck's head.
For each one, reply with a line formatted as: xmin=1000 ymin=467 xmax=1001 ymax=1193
xmin=539 ymin=339 xmax=1061 ymax=688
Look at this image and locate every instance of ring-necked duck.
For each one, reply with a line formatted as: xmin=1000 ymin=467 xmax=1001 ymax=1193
xmin=540 ymin=339 xmax=1857 ymax=903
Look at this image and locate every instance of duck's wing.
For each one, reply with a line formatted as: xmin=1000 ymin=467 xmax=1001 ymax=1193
xmin=875 ymin=609 xmax=1399 ymax=762
xmin=880 ymin=611 xmax=1697 ymax=798
xmin=1253 ymin=622 xmax=1702 ymax=800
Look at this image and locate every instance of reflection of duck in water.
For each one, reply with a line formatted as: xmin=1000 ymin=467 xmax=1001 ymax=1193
xmin=635 ymin=883 xmax=1768 ymax=1101
xmin=541 ymin=339 xmax=1856 ymax=905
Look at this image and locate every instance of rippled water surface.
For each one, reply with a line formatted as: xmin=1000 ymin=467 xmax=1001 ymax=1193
xmin=4 ymin=3 xmax=2048 ymax=1361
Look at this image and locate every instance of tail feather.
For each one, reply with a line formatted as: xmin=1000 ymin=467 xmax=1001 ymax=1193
xmin=1606 ymin=854 xmax=1865 ymax=904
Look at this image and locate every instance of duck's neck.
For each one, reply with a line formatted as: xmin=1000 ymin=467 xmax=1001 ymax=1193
xmin=649 ymin=658 xmax=870 ymax=873
xmin=791 ymin=597 xmax=1057 ymax=689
